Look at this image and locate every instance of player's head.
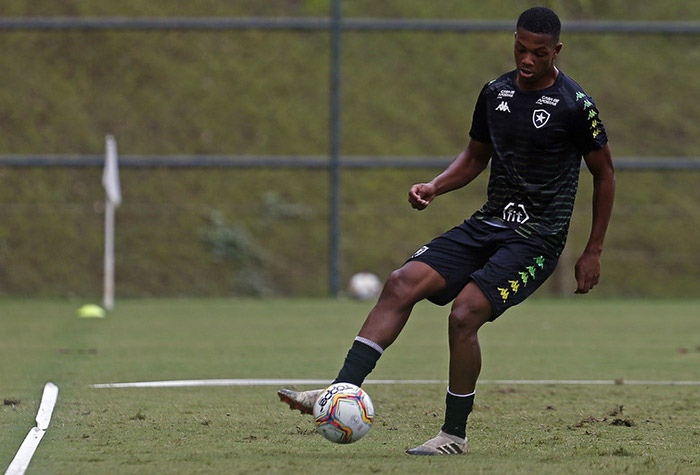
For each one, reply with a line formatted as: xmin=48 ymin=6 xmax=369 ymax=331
xmin=517 ymin=6 xmax=561 ymax=43
xmin=513 ymin=7 xmax=563 ymax=90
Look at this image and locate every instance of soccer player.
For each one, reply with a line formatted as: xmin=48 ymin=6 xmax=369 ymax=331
xmin=279 ymin=6 xmax=615 ymax=455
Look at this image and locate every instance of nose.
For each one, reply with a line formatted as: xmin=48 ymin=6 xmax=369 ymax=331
xmin=521 ymin=53 xmax=535 ymax=67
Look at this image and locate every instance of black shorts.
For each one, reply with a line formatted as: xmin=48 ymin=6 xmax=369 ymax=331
xmin=408 ymin=217 xmax=560 ymax=320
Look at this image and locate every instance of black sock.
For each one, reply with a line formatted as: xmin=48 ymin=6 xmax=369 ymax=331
xmin=441 ymin=390 xmax=475 ymax=440
xmin=333 ymin=338 xmax=383 ymax=387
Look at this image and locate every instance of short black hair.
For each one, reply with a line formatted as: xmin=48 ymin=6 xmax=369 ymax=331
xmin=516 ymin=7 xmax=561 ymax=42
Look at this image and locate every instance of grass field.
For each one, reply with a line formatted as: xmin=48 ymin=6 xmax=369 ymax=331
xmin=1 ymin=298 xmax=699 ymax=473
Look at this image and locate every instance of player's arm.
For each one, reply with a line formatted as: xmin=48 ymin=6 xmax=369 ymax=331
xmin=408 ymin=139 xmax=493 ymax=210
xmin=575 ymin=143 xmax=615 ymax=294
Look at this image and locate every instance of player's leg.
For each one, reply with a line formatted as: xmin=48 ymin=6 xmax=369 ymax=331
xmin=408 ymin=226 xmax=561 ymax=455
xmin=279 ymin=260 xmax=446 ymax=413
xmin=406 ymin=281 xmax=490 ymax=455
xmin=447 ymin=281 xmax=492 ymax=395
xmin=332 ymin=260 xmax=446 ymax=385
xmin=443 ymin=281 xmax=491 ymax=430
xmin=359 ymin=260 xmax=447 ymax=348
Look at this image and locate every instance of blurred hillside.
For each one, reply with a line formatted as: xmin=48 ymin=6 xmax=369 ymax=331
xmin=0 ymin=0 xmax=698 ymax=298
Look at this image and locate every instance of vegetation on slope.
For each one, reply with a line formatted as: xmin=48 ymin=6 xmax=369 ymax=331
xmin=0 ymin=0 xmax=698 ymax=297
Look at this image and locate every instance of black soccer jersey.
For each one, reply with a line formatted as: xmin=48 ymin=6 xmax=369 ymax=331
xmin=469 ymin=69 xmax=608 ymax=254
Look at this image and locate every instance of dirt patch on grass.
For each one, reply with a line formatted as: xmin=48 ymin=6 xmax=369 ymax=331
xmin=569 ymin=405 xmax=636 ymax=429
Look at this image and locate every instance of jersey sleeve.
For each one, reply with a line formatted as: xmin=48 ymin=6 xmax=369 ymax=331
xmin=469 ymin=84 xmax=492 ymax=143
xmin=572 ymin=93 xmax=608 ymax=156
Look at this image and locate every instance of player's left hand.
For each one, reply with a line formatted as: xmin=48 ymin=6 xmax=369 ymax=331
xmin=574 ymin=250 xmax=601 ymax=294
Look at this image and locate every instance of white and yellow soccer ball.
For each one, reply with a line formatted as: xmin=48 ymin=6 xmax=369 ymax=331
xmin=347 ymin=272 xmax=382 ymax=300
xmin=313 ymin=383 xmax=374 ymax=444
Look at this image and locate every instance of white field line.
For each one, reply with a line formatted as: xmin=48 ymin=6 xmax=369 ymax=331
xmin=5 ymin=383 xmax=58 ymax=475
xmin=89 ymin=378 xmax=700 ymax=389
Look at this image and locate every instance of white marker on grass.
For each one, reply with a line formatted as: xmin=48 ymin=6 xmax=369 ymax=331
xmin=89 ymin=378 xmax=700 ymax=389
xmin=5 ymin=383 xmax=59 ymax=475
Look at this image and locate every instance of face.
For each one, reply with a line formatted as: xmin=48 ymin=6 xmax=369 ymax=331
xmin=513 ymin=27 xmax=562 ymax=90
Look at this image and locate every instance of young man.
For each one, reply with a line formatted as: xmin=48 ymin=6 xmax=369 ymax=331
xmin=279 ymin=6 xmax=615 ymax=455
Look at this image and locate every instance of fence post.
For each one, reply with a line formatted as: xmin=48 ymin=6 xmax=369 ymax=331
xmin=329 ymin=0 xmax=342 ymax=297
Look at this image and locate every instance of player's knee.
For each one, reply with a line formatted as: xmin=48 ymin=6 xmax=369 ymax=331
xmin=380 ymin=267 xmax=421 ymax=305
xmin=448 ymin=300 xmax=489 ymax=336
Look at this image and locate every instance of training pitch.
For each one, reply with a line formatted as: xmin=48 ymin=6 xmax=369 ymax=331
xmin=1 ymin=298 xmax=699 ymax=473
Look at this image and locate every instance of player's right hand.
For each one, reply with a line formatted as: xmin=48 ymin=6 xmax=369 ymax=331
xmin=408 ymin=183 xmax=436 ymax=210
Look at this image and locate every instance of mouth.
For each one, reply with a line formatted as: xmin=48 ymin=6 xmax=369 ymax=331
xmin=518 ymin=68 xmax=535 ymax=79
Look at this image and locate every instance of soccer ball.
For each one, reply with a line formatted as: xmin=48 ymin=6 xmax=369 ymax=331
xmin=348 ymin=272 xmax=382 ymax=300
xmin=313 ymin=382 xmax=374 ymax=444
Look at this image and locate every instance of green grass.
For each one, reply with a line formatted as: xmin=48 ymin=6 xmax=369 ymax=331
xmin=1 ymin=298 xmax=699 ymax=473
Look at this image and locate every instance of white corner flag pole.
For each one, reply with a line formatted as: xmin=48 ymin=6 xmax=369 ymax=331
xmin=103 ymin=135 xmax=121 ymax=311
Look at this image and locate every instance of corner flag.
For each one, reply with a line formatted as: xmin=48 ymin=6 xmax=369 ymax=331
xmin=103 ymin=135 xmax=121 ymax=310
xmin=103 ymin=135 xmax=121 ymax=206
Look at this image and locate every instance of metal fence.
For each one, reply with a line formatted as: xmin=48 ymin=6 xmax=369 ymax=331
xmin=2 ymin=16 xmax=700 ymax=33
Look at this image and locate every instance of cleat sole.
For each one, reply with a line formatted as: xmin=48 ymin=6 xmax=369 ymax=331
xmin=277 ymin=389 xmax=314 ymax=415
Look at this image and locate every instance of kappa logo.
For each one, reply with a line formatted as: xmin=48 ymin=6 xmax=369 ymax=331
xmin=495 ymin=101 xmax=511 ymax=113
xmin=497 ymin=256 xmax=546 ymax=303
xmin=532 ymin=109 xmax=550 ymax=128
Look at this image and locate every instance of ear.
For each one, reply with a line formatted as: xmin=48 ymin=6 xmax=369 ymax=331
xmin=553 ymin=42 xmax=563 ymax=58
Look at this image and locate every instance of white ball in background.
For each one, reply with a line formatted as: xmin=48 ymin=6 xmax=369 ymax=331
xmin=348 ymin=272 xmax=382 ymax=300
